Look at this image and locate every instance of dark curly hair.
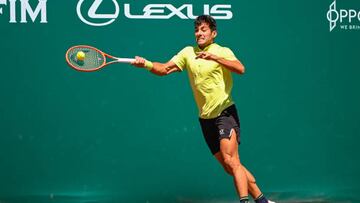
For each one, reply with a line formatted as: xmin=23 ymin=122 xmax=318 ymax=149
xmin=194 ymin=15 xmax=217 ymax=31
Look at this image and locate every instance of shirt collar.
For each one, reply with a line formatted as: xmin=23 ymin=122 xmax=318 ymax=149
xmin=195 ymin=43 xmax=218 ymax=52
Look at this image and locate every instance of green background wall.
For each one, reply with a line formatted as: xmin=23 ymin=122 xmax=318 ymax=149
xmin=1 ymin=0 xmax=359 ymax=202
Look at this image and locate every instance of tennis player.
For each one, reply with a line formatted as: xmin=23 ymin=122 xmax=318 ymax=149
xmin=131 ymin=15 xmax=274 ymax=203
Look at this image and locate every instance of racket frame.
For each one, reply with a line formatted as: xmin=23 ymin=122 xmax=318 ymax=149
xmin=65 ymin=45 xmax=135 ymax=72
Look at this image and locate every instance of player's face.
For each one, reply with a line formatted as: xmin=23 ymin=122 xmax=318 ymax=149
xmin=195 ymin=22 xmax=217 ymax=48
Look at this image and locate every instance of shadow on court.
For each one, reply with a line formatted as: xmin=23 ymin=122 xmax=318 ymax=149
xmin=0 ymin=193 xmax=359 ymax=203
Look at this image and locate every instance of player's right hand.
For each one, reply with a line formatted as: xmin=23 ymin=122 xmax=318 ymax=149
xmin=131 ymin=56 xmax=146 ymax=68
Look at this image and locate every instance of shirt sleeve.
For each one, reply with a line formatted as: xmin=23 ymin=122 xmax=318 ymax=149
xmin=170 ymin=47 xmax=189 ymax=71
xmin=222 ymin=47 xmax=238 ymax=61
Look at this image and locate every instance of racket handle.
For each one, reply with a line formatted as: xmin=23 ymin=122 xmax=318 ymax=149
xmin=116 ymin=58 xmax=135 ymax=63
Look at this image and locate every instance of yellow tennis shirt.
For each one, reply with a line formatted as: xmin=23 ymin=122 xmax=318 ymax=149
xmin=171 ymin=43 xmax=238 ymax=119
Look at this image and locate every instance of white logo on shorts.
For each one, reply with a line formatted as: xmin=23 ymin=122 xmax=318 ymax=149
xmin=219 ymin=129 xmax=225 ymax=135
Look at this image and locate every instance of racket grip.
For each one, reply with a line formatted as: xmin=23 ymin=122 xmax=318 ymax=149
xmin=116 ymin=58 xmax=135 ymax=63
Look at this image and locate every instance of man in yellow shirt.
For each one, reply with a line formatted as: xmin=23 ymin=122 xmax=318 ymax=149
xmin=131 ymin=15 xmax=274 ymax=203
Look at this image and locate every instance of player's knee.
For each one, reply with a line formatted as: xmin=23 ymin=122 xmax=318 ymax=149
xmin=223 ymin=156 xmax=240 ymax=173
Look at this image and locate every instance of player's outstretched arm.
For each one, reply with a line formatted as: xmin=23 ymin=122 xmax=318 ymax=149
xmin=131 ymin=56 xmax=180 ymax=76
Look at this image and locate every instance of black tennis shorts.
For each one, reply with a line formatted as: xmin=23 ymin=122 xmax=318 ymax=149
xmin=199 ymin=104 xmax=241 ymax=155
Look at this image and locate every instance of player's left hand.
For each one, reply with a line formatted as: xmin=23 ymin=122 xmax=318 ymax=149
xmin=195 ymin=51 xmax=219 ymax=61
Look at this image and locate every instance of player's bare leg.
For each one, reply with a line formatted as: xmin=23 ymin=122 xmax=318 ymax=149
xmin=214 ymin=130 xmax=274 ymax=203
xmin=215 ymin=152 xmax=262 ymax=198
xmin=217 ymin=129 xmax=249 ymax=200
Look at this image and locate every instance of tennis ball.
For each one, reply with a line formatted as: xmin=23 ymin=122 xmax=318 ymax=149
xmin=77 ymin=51 xmax=85 ymax=61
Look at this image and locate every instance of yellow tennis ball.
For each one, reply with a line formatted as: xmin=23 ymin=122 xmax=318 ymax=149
xmin=77 ymin=51 xmax=85 ymax=61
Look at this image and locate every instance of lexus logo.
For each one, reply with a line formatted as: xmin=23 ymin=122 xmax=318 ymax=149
xmin=77 ymin=0 xmax=119 ymax=26
xmin=76 ymin=0 xmax=233 ymax=27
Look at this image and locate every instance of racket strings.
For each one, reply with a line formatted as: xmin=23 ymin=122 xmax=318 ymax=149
xmin=67 ymin=47 xmax=105 ymax=71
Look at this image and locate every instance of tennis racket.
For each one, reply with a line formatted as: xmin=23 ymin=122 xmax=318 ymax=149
xmin=65 ymin=45 xmax=135 ymax=72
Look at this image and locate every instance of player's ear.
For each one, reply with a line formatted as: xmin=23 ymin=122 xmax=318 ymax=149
xmin=212 ymin=30 xmax=217 ymax=38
